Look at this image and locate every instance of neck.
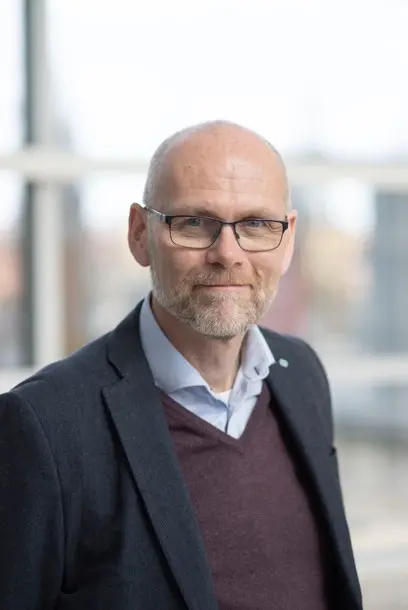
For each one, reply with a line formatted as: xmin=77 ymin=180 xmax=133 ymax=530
xmin=151 ymin=297 xmax=245 ymax=392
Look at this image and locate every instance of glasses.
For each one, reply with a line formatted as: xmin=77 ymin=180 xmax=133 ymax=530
xmin=143 ymin=205 xmax=289 ymax=252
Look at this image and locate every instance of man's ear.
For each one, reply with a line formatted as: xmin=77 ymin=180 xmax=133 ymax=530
xmin=128 ymin=203 xmax=150 ymax=267
xmin=282 ymin=241 xmax=293 ymax=275
xmin=281 ymin=211 xmax=297 ymax=276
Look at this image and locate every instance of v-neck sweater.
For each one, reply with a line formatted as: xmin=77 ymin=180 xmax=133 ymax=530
xmin=161 ymin=383 xmax=332 ymax=610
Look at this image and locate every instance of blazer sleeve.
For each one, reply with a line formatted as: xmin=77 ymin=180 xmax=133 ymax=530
xmin=0 ymin=389 xmax=64 ymax=609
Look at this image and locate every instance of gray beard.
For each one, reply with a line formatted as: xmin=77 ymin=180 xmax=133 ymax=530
xmin=150 ymin=266 xmax=276 ymax=339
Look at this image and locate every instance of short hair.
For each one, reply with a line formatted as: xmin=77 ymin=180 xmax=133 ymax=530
xmin=142 ymin=120 xmax=290 ymax=212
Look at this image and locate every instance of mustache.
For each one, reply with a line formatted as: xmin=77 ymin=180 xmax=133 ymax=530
xmin=186 ymin=270 xmax=256 ymax=286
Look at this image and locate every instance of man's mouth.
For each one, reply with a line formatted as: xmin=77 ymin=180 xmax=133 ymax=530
xmin=196 ymin=284 xmax=250 ymax=290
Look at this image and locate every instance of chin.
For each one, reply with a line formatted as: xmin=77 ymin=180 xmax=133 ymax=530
xmin=190 ymin=308 xmax=255 ymax=338
xmin=191 ymin=321 xmax=247 ymax=340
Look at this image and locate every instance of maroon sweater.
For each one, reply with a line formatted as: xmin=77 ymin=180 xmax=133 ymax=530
xmin=162 ymin=384 xmax=332 ymax=610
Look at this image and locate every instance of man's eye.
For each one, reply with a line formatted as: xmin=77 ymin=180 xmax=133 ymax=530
xmin=185 ymin=217 xmax=202 ymax=227
xmin=244 ymin=219 xmax=266 ymax=228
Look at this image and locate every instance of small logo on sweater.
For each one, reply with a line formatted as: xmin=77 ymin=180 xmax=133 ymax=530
xmin=278 ymin=358 xmax=289 ymax=368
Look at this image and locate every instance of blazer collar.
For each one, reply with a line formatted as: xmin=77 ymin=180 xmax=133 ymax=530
xmin=104 ymin=303 xmax=218 ymax=610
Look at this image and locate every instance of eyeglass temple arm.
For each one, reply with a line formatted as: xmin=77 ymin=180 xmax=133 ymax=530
xmin=142 ymin=204 xmax=167 ymax=223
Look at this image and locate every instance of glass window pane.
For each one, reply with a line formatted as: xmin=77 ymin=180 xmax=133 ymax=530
xmin=0 ymin=173 xmax=25 ymax=366
xmin=264 ymin=180 xmax=408 ymax=361
xmin=66 ymin=175 xmax=151 ymax=348
xmin=48 ymin=1 xmax=408 ymax=161
xmin=0 ymin=1 xmax=23 ymax=151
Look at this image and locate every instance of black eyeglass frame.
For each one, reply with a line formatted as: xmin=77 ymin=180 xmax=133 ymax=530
xmin=142 ymin=204 xmax=289 ymax=252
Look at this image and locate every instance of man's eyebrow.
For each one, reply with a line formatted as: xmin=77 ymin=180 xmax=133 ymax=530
xmin=168 ymin=204 xmax=219 ymax=217
xmin=168 ymin=204 xmax=282 ymax=219
xmin=238 ymin=208 xmax=282 ymax=219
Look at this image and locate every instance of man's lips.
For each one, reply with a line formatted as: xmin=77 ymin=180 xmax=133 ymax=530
xmin=196 ymin=284 xmax=250 ymax=289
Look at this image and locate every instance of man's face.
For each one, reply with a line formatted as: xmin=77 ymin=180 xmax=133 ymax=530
xmin=133 ymin=130 xmax=296 ymax=339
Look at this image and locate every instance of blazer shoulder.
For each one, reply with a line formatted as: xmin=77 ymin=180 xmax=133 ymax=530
xmin=8 ymin=331 xmax=115 ymax=418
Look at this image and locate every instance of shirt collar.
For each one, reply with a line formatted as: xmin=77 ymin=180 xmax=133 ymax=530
xmin=139 ymin=296 xmax=274 ymax=395
xmin=241 ymin=324 xmax=275 ymax=381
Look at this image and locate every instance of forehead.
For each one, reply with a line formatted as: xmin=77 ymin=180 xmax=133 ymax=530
xmin=160 ymin=136 xmax=288 ymax=217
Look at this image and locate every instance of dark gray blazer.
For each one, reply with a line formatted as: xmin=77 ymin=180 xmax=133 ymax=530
xmin=0 ymin=302 xmax=362 ymax=610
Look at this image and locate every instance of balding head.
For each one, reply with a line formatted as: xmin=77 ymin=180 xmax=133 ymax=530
xmin=143 ymin=120 xmax=290 ymax=214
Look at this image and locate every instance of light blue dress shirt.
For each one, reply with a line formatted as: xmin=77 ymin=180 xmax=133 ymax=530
xmin=139 ymin=297 xmax=275 ymax=439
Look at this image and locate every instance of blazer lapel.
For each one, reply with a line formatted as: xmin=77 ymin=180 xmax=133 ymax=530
xmin=103 ymin=305 xmax=218 ymax=610
xmin=266 ymin=360 xmax=361 ymax=605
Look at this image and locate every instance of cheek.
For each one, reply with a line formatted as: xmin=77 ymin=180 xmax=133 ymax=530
xmin=170 ymin=250 xmax=206 ymax=277
xmin=254 ymin=254 xmax=285 ymax=282
xmin=154 ymin=242 xmax=203 ymax=283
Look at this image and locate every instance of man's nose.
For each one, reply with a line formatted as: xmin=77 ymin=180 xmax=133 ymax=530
xmin=205 ymin=224 xmax=246 ymax=268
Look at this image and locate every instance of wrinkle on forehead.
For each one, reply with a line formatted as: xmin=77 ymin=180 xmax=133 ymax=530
xmin=172 ymin=161 xmax=283 ymax=201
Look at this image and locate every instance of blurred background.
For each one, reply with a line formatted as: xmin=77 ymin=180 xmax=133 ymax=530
xmin=1 ymin=1 xmax=408 ymax=607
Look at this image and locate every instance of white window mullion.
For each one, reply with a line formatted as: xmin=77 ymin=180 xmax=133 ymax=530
xmin=32 ymin=187 xmax=65 ymax=368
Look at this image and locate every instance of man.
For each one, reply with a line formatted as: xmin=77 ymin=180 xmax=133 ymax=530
xmin=0 ymin=121 xmax=362 ymax=609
